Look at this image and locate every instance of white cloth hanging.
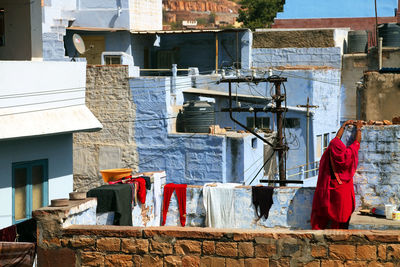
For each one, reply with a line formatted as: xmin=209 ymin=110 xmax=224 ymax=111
xmin=202 ymin=183 xmax=240 ymax=228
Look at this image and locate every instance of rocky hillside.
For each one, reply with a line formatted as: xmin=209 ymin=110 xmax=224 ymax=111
xmin=163 ymin=0 xmax=241 ymax=29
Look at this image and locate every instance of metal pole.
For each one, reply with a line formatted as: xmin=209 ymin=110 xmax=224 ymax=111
xmin=275 ymin=81 xmax=285 ymax=184
xmin=375 ymin=0 xmax=378 ymax=47
xmin=215 ymin=33 xmax=219 ymax=73
xmin=306 ymin=97 xmax=310 ymax=178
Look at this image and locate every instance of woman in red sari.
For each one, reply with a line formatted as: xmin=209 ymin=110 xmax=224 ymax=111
xmin=311 ymin=120 xmax=363 ymax=230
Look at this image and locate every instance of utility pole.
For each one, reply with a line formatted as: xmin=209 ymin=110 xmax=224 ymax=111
xmin=297 ymin=97 xmax=318 ymax=178
xmin=219 ymin=76 xmax=297 ymax=186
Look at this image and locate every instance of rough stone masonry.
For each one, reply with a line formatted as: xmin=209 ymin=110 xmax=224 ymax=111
xmin=73 ymin=65 xmax=138 ymax=192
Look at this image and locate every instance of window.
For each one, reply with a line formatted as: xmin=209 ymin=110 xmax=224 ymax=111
xmin=316 ymin=135 xmax=322 ymax=159
xmin=323 ymin=133 xmax=329 ymax=152
xmin=246 ymin=117 xmax=270 ymax=129
xmin=331 ymin=132 xmax=336 ymax=141
xmin=0 ymin=8 xmax=4 ymax=46
xmin=13 ymin=159 xmax=48 ymax=223
xmin=104 ymin=55 xmax=121 ymax=65
xmin=284 ymin=118 xmax=300 ymax=128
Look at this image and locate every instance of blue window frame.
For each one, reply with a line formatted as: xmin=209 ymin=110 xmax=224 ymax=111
xmin=12 ymin=159 xmax=48 ymax=223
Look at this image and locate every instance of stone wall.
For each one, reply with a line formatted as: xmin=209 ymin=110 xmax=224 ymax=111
xmin=73 ymin=65 xmax=138 ymax=192
xmin=252 ymin=47 xmax=342 ymax=69
xmin=359 ymin=72 xmax=400 ymax=121
xmin=343 ymin=126 xmax=400 ymax=209
xmin=33 ymin=199 xmax=400 ymax=266
xmin=253 ymin=30 xmax=335 ymax=49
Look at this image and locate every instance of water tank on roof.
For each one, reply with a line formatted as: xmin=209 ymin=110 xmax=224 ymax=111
xmin=378 ymin=23 xmax=400 ymax=47
xmin=347 ymin=30 xmax=368 ymax=53
xmin=181 ymin=101 xmax=215 ymax=133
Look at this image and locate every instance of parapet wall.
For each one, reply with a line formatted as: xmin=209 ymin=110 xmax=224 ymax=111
xmin=33 ymin=199 xmax=400 ymax=267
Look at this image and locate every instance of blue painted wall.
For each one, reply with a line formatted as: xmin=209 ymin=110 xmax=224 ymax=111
xmin=0 ymin=134 xmax=74 ymax=228
xmin=164 ymin=185 xmax=314 ymax=229
xmin=130 ymin=77 xmax=264 ymax=184
xmin=277 ymin=0 xmax=397 ymax=19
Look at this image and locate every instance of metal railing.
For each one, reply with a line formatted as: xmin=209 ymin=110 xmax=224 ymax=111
xmin=286 ymin=160 xmax=320 ymax=180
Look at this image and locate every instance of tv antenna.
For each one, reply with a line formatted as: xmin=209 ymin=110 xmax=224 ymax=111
xmin=71 ymin=33 xmax=86 ymax=61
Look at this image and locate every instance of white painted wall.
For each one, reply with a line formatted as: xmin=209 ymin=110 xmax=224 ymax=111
xmin=129 ymin=0 xmax=162 ymax=31
xmin=0 ymin=61 xmax=86 ymax=115
xmin=0 ymin=134 xmax=73 ymax=228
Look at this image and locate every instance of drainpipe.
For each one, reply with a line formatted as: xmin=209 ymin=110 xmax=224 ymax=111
xmin=171 ymin=64 xmax=177 ymax=94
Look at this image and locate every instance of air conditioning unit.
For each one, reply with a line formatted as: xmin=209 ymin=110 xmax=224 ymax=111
xmin=101 ymin=51 xmax=139 ymax=77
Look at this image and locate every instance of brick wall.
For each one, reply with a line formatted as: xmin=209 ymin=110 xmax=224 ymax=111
xmin=33 ymin=199 xmax=400 ymax=266
xmin=37 ymin=225 xmax=400 ymax=266
xmin=73 ymin=65 xmax=138 ymax=192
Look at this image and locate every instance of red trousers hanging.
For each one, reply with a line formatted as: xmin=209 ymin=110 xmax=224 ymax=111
xmin=161 ymin=183 xmax=187 ymax=226
xmin=134 ymin=178 xmax=147 ymax=204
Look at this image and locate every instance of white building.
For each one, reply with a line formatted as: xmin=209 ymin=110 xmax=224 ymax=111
xmin=0 ymin=0 xmax=101 ymax=228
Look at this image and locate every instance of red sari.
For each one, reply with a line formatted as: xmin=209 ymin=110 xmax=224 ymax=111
xmin=311 ymin=137 xmax=360 ymax=230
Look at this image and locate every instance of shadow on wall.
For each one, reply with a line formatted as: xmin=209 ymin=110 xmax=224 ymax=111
xmin=287 ymin=187 xmax=314 ymax=229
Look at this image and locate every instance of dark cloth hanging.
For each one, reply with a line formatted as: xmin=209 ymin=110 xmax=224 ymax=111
xmin=87 ymin=184 xmax=133 ymax=226
xmin=0 ymin=225 xmax=16 ymax=242
xmin=162 ymin=183 xmax=187 ymax=227
xmin=252 ymin=186 xmax=274 ymax=220
xmin=142 ymin=176 xmax=152 ymax=190
xmin=0 ymin=242 xmax=36 ymax=267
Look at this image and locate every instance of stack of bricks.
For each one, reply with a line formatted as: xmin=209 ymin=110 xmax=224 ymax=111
xmin=37 ymin=224 xmax=400 ymax=266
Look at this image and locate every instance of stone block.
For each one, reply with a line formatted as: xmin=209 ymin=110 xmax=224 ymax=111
xmin=105 ymin=254 xmax=133 ymax=266
xmin=182 ymin=255 xmax=200 ymax=267
xmin=244 ymin=258 xmax=269 ymax=267
xmin=164 ymin=255 xmax=182 ymax=267
xmin=98 ymin=146 xmax=122 ymax=170
xmin=215 ymin=242 xmax=238 ymax=257
xmin=311 ymin=245 xmax=327 ymax=258
xmin=329 ymin=244 xmax=356 ymax=260
xmin=387 ymin=244 xmax=400 ymax=260
xmin=238 ymin=242 xmax=254 ymax=257
xmin=80 ymin=251 xmax=104 ymax=267
xmin=378 ymin=245 xmax=387 ymax=260
xmin=255 ymin=244 xmax=276 ymax=257
xmin=356 ymin=245 xmax=376 ymax=260
xmin=226 ymin=258 xmax=245 ymax=267
xmin=142 ymin=255 xmax=163 ymax=267
xmin=69 ymin=237 xmax=95 ymax=248
xmin=175 ymin=240 xmax=202 ymax=255
xmin=200 ymin=256 xmax=225 ymax=267
xmin=150 ymin=239 xmax=173 ymax=255
xmin=96 ymin=237 xmax=121 ymax=252
xmin=203 ymin=241 xmax=215 ymax=255
xmin=121 ymin=238 xmax=149 ymax=254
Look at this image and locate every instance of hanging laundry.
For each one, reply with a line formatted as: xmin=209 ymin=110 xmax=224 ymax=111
xmin=252 ymin=186 xmax=274 ymax=220
xmin=133 ymin=177 xmax=147 ymax=204
xmin=142 ymin=176 xmax=152 ymax=190
xmin=202 ymin=183 xmax=241 ymax=228
xmin=161 ymin=183 xmax=187 ymax=226
xmin=0 ymin=224 xmax=16 ymax=242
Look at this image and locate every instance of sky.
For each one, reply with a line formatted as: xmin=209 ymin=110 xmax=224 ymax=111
xmin=276 ymin=0 xmax=398 ymax=19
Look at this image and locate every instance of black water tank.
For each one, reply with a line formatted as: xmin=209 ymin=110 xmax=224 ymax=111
xmin=347 ymin=30 xmax=368 ymax=53
xmin=378 ymin=23 xmax=400 ymax=47
xmin=182 ymin=101 xmax=215 ymax=133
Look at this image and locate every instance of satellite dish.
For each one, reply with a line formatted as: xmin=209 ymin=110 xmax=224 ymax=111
xmin=73 ymin=33 xmax=86 ymax=55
